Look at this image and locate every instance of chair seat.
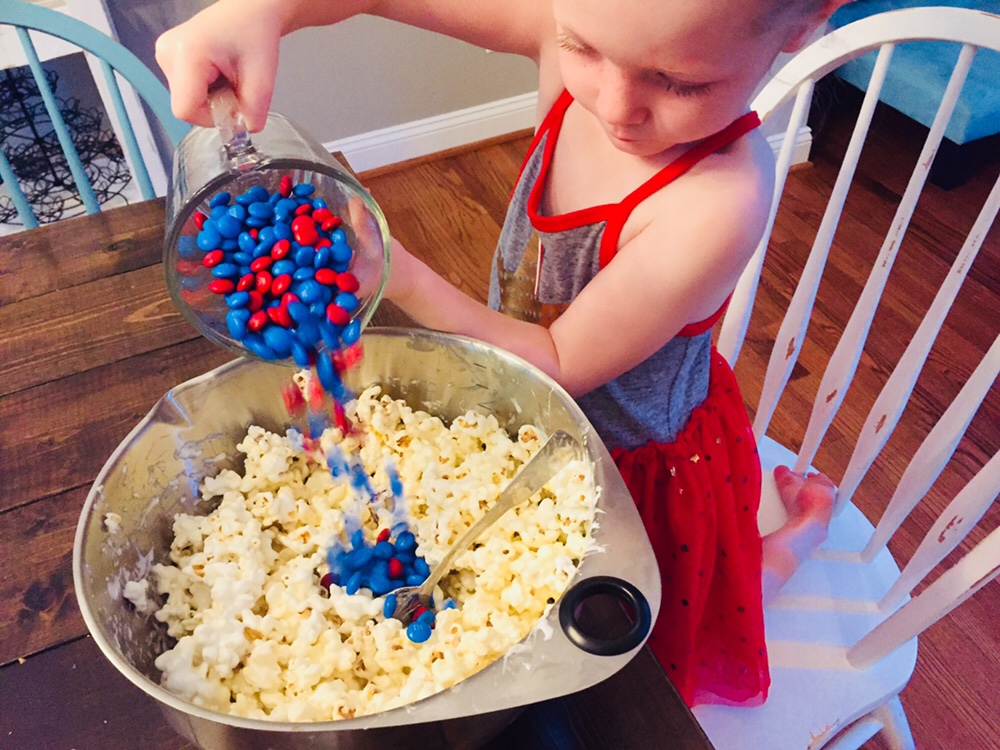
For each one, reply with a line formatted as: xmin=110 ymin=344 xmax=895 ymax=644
xmin=830 ymin=1 xmax=1000 ymax=144
xmin=692 ymin=437 xmax=918 ymax=749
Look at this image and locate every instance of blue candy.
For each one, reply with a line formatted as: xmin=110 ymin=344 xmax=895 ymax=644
xmin=374 ymin=541 xmax=395 ymax=560
xmin=273 ymin=222 xmax=293 ymax=241
xmin=351 ymin=529 xmax=365 ymax=549
xmin=314 ymin=246 xmax=333 ymax=268
xmin=232 ymin=252 xmax=253 ymax=266
xmin=209 ymin=204 xmax=229 ymax=221
xmin=295 ymin=321 xmax=321 ymax=348
xmin=227 ymin=204 xmax=247 ymax=222
xmin=225 ymin=291 xmax=250 ymax=309
xmin=413 ymin=558 xmax=431 ymax=578
xmin=242 ymin=333 xmax=277 ymax=361
xmin=272 ymin=259 xmax=296 ymax=277
xmin=405 ymin=573 xmax=425 ymax=587
xmin=406 ymin=621 xmax=432 ymax=643
xmin=297 ymin=280 xmax=324 ymax=304
xmin=290 ymin=340 xmax=311 ymax=367
xmin=209 ymin=191 xmax=231 ymax=208
xmin=383 ymin=593 xmax=398 ymax=619
xmin=216 ymin=214 xmax=243 ymax=239
xmin=248 ymin=201 xmax=272 ymax=219
xmin=211 ymin=263 xmax=239 ymax=279
xmin=344 ymin=545 xmax=374 ymax=571
xmin=335 ymin=292 xmax=359 ymax=312
xmin=196 ymin=225 xmax=222 ymax=251
xmin=342 ymin=319 xmax=361 ymax=346
xmin=293 ymin=266 xmax=315 ymax=281
xmin=263 ymin=326 xmax=293 ymax=358
xmin=238 ymin=232 xmax=257 ymax=253
xmin=417 ymin=609 xmax=436 ymax=625
xmin=226 ymin=308 xmax=251 ymax=338
xmin=315 ymin=351 xmax=340 ymax=393
xmin=345 ymin=570 xmax=363 ymax=595
xmin=294 ymin=246 xmax=315 ymax=266
xmin=178 ymin=235 xmax=199 ymax=259
xmin=331 ymin=242 xmax=353 ymax=263
xmin=292 ymin=183 xmax=316 ymax=197
xmin=330 ymin=228 xmax=347 ymax=244
xmin=395 ymin=532 xmax=416 ymax=553
xmin=369 ymin=573 xmax=392 ymax=596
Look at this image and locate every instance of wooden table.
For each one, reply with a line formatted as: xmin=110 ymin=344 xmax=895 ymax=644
xmin=0 ymin=198 xmax=714 ymax=750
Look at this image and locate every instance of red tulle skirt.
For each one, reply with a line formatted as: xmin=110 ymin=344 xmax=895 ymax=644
xmin=611 ymin=349 xmax=768 ymax=707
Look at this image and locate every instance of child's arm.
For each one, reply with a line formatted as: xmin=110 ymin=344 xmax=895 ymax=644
xmin=387 ymin=147 xmax=774 ymax=397
xmin=156 ymin=0 xmax=551 ymax=131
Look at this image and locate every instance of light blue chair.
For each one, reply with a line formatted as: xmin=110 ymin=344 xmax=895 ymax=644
xmin=830 ymin=0 xmax=1000 ymax=188
xmin=0 ymin=0 xmax=189 ymax=229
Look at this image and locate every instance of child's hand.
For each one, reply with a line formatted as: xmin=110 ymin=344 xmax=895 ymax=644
xmin=155 ymin=0 xmax=283 ymax=131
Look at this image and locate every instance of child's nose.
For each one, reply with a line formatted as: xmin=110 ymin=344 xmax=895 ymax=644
xmin=595 ymin=70 xmax=646 ymax=127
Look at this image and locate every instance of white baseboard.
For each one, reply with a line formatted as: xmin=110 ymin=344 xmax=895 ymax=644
xmin=325 ymin=91 xmax=538 ymax=173
xmin=326 ymin=91 xmax=812 ymax=173
xmin=768 ymin=125 xmax=813 ymax=166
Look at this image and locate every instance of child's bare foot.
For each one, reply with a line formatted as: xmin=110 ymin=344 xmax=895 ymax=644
xmin=761 ymin=466 xmax=836 ymax=603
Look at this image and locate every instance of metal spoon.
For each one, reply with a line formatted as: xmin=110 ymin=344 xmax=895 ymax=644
xmin=390 ymin=430 xmax=584 ymax=625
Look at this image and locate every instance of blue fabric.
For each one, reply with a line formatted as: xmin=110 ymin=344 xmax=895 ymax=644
xmin=829 ymin=1 xmax=1000 ymax=143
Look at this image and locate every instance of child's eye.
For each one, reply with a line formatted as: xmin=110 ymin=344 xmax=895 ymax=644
xmin=557 ymin=35 xmax=593 ymax=56
xmin=654 ymin=73 xmax=712 ymax=97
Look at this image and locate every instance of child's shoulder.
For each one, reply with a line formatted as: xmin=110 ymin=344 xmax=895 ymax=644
xmin=634 ymin=129 xmax=775 ymax=254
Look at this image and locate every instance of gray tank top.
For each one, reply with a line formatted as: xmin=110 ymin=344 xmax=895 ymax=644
xmin=487 ymin=92 xmax=759 ymax=450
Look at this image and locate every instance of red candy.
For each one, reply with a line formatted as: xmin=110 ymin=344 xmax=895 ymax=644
xmin=282 ymin=381 xmax=306 ymax=417
xmin=208 ymin=279 xmax=235 ymax=294
xmin=333 ymin=342 xmax=364 ymax=372
xmin=336 ymin=272 xmax=360 ymax=293
xmin=279 ymin=175 xmax=292 ymax=197
xmin=315 ymin=268 xmax=338 ymax=285
xmin=315 ymin=237 xmax=332 ymax=249
xmin=248 ymin=310 xmax=269 ymax=332
xmin=255 ymin=271 xmax=273 ymax=295
xmin=411 ymin=605 xmax=429 ymax=620
xmin=271 ymin=238 xmax=291 ymax=259
xmin=377 ymin=528 xmax=391 ymax=543
xmin=388 ymin=558 xmax=404 ymax=579
xmin=193 ymin=211 xmax=206 ymax=230
xmin=247 ymin=291 xmax=264 ymax=311
xmin=312 ymin=208 xmax=333 ymax=222
xmin=237 ymin=273 xmax=255 ymax=292
xmin=175 ymin=259 xmax=203 ymax=276
xmin=326 ymin=303 xmax=350 ymax=326
xmin=250 ymin=256 xmax=272 ymax=272
xmin=249 ymin=228 xmax=259 ymax=239
xmin=321 ymin=216 xmax=342 ymax=232
xmin=319 ymin=572 xmax=334 ymax=589
xmin=272 ymin=274 xmax=292 ymax=296
xmin=294 ymin=203 xmax=313 ymax=216
xmin=267 ymin=305 xmax=292 ymax=327
xmin=202 ymin=249 xmax=225 ymax=268
xmin=291 ymin=215 xmax=319 ymax=246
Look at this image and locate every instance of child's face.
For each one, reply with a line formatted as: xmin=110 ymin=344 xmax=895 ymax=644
xmin=553 ymin=0 xmax=820 ymax=156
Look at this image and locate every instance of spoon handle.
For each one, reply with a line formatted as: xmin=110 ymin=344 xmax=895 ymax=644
xmin=418 ymin=430 xmax=583 ymax=599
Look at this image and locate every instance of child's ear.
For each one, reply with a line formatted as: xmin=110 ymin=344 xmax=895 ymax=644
xmin=781 ymin=0 xmax=853 ymax=53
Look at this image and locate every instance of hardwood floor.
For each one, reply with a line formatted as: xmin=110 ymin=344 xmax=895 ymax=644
xmin=358 ymin=90 xmax=1000 ymax=749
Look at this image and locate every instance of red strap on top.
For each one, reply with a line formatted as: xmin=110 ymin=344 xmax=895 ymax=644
xmin=598 ymin=110 xmax=762 ymax=270
xmin=599 ymin=110 xmax=760 ymax=337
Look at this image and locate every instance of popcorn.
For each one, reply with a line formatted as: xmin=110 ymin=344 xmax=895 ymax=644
xmin=149 ymin=386 xmax=596 ymax=721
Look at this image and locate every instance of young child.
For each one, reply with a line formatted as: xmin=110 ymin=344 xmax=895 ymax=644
xmin=156 ymin=0 xmax=842 ymax=707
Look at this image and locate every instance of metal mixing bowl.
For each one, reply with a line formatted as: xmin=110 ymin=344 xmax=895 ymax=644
xmin=73 ymin=328 xmax=661 ymax=750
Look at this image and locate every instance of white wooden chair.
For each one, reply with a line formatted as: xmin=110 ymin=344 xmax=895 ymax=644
xmin=695 ymin=8 xmax=1000 ymax=749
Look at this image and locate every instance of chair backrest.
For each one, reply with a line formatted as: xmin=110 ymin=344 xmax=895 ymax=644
xmin=0 ymin=0 xmax=189 ymax=229
xmin=721 ymin=7 xmax=1000 ymax=665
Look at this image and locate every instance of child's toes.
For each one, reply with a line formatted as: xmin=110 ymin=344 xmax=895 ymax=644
xmin=773 ymin=465 xmax=806 ymax=503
